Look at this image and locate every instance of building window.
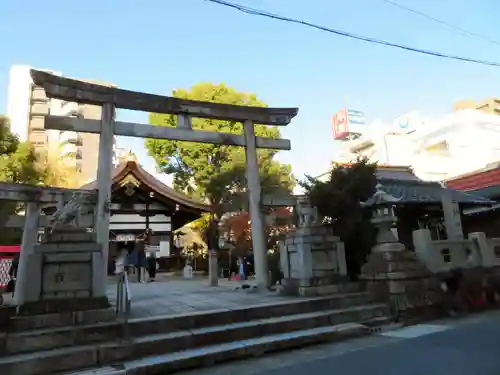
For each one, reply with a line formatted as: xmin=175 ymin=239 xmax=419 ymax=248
xmin=425 ymin=141 xmax=450 ymax=157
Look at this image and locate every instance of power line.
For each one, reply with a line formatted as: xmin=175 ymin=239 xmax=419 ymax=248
xmin=205 ymin=0 xmax=500 ymax=68
xmin=379 ymin=0 xmax=500 ymax=47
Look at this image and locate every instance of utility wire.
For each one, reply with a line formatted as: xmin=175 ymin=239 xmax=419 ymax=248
xmin=379 ymin=0 xmax=500 ymax=47
xmin=205 ymin=0 xmax=500 ymax=68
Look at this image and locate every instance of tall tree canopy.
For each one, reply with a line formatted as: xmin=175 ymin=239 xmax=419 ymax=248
xmin=43 ymin=141 xmax=83 ymax=188
xmin=145 ymin=83 xmax=295 ymax=214
xmin=0 ymin=116 xmax=42 ymax=243
xmin=0 ymin=116 xmax=40 ymax=185
xmin=300 ymin=157 xmax=378 ymax=278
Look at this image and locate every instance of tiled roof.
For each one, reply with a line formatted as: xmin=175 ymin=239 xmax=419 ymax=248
xmin=446 ymin=163 xmax=500 ymax=191
xmin=379 ymin=178 xmax=493 ymax=205
xmin=81 ymin=160 xmax=209 ymax=212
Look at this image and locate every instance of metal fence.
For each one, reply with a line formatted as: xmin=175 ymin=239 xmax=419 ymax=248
xmin=116 ymin=271 xmax=132 ymax=340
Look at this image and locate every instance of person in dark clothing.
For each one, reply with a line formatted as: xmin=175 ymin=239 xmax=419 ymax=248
xmin=147 ymin=251 xmax=157 ymax=282
xmin=439 ymin=268 xmax=465 ymax=314
xmin=8 ymin=254 xmax=19 ymax=279
xmin=7 ymin=254 xmax=19 ymax=294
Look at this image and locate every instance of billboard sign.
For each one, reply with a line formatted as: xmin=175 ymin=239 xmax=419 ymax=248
xmin=393 ymin=111 xmax=421 ymax=133
xmin=332 ymin=108 xmax=366 ymax=139
xmin=332 ymin=108 xmax=349 ymax=139
xmin=347 ymin=109 xmax=365 ymax=125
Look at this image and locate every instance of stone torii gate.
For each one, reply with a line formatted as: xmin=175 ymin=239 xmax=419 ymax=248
xmin=31 ymin=70 xmax=298 ymax=290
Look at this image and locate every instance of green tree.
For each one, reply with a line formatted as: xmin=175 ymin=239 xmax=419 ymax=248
xmin=0 ymin=115 xmax=42 ymax=243
xmin=145 ymin=83 xmax=295 ymax=216
xmin=0 ymin=116 xmax=40 ymax=185
xmin=300 ymin=157 xmax=378 ymax=278
xmin=43 ymin=141 xmax=83 ymax=188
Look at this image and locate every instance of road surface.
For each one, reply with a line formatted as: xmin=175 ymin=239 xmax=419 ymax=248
xmin=179 ymin=310 xmax=500 ymax=375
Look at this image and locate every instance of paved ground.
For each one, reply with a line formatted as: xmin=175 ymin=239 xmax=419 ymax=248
xmin=178 ymin=310 xmax=500 ymax=375
xmin=106 ymin=274 xmax=295 ymax=318
xmin=2 ymin=274 xmax=299 ymax=317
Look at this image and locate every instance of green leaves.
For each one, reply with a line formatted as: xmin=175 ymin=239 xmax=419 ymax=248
xmin=300 ymin=157 xmax=378 ymax=277
xmin=300 ymin=156 xmax=377 ymax=227
xmin=0 ymin=116 xmax=41 ymax=185
xmin=0 ymin=115 xmax=44 ymax=244
xmin=145 ymin=82 xmax=295 ymax=213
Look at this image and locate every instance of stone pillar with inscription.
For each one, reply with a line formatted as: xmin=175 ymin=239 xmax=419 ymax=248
xmin=441 ymin=189 xmax=464 ymax=240
xmin=359 ymin=184 xmax=437 ymax=318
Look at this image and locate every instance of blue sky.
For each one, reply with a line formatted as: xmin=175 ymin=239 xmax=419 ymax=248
xmin=1 ymin=0 xmax=500 ymax=185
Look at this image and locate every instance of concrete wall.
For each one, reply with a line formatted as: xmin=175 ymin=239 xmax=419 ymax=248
xmin=412 ymin=228 xmax=500 ymax=273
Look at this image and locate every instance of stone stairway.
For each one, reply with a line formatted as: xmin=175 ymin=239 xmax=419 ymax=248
xmin=0 ymin=292 xmax=390 ymax=375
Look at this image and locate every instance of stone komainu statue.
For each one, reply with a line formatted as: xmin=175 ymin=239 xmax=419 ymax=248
xmin=294 ymin=197 xmax=319 ymax=228
xmin=50 ymin=192 xmax=96 ymax=232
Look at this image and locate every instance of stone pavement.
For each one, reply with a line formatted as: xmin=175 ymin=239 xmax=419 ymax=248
xmin=2 ymin=274 xmax=298 ymax=317
xmin=177 ymin=310 xmax=500 ymax=375
xmin=107 ymin=274 xmax=297 ymax=319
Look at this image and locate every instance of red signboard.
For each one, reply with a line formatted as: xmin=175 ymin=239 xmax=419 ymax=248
xmin=0 ymin=246 xmax=19 ymax=288
xmin=0 ymin=245 xmax=20 ymax=253
xmin=332 ymin=108 xmax=349 ymax=140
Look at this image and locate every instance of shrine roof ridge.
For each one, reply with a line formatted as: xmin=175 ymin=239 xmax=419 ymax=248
xmin=81 ymin=159 xmax=209 ymax=212
xmin=30 ymin=70 xmax=299 ymax=126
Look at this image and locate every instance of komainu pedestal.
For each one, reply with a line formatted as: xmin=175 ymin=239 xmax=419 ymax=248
xmin=279 ymin=197 xmax=349 ymax=296
xmin=17 ymin=227 xmax=109 ymax=315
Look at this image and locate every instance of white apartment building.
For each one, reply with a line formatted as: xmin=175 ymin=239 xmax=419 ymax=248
xmin=5 ymin=64 xmax=119 ymax=184
xmin=113 ymin=145 xmax=130 ymax=167
xmin=336 ymin=109 xmax=500 ymax=181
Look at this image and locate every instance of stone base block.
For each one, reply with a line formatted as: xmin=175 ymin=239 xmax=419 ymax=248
xmin=17 ymin=296 xmax=110 ymax=316
xmin=281 ymin=277 xmax=361 ymax=297
xmin=0 ymin=306 xmax=16 ymax=329
xmin=47 ymin=231 xmax=96 ymax=243
xmin=9 ymin=306 xmax=116 ymax=331
xmin=361 ymin=249 xmax=430 ymax=277
xmin=298 ymin=285 xmax=348 ymax=297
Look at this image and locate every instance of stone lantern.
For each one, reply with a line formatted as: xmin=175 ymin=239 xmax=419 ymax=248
xmin=360 ymin=184 xmax=433 ymax=317
xmin=361 ymin=184 xmax=404 ymax=253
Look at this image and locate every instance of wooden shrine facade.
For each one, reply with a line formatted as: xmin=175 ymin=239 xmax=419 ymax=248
xmin=81 ymin=154 xmax=209 ymax=262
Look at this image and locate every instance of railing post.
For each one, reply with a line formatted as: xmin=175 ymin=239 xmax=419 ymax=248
xmin=116 ymin=273 xmax=121 ymax=315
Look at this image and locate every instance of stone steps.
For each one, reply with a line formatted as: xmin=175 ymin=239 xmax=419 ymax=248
xmin=1 ymin=291 xmax=374 ymax=354
xmin=61 ymin=323 xmax=370 ymax=375
xmin=0 ymin=293 xmax=390 ymax=375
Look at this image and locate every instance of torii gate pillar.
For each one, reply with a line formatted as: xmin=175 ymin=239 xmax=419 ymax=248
xmin=244 ymin=120 xmax=268 ymax=289
xmin=94 ymin=103 xmax=116 ymax=297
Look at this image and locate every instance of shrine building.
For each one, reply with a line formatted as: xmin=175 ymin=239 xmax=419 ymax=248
xmin=80 ymin=153 xmax=209 ymax=270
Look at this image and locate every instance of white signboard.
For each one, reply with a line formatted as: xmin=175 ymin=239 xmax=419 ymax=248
xmin=116 ymin=234 xmax=136 ymax=242
xmin=159 ymin=241 xmax=170 ymax=257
